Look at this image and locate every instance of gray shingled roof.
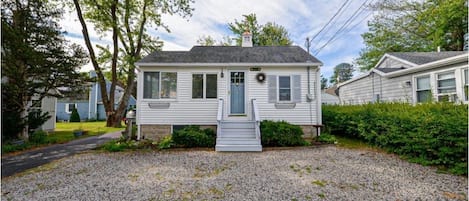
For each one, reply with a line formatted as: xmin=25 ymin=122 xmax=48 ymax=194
xmin=374 ymin=67 xmax=405 ymax=73
xmin=138 ymin=46 xmax=321 ymax=64
xmin=388 ymin=51 xmax=467 ymax=65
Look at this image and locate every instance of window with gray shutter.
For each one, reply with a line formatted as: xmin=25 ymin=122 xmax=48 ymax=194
xmin=268 ymin=75 xmax=277 ymax=103
xmin=292 ymin=75 xmax=301 ymax=103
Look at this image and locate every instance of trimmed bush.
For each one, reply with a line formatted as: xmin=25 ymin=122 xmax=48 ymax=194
xmin=29 ymin=130 xmax=48 ymax=144
xmin=172 ymin=126 xmax=215 ymax=148
xmin=69 ymin=108 xmax=80 ymax=122
xmin=317 ymin=133 xmax=337 ymax=144
xmin=323 ymin=102 xmax=468 ymax=175
xmin=260 ymin=120 xmax=306 ymax=147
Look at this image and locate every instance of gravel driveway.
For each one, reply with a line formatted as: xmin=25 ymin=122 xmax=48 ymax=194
xmin=1 ymin=146 xmax=467 ymax=201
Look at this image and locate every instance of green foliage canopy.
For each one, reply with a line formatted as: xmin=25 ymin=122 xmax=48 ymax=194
xmin=356 ymin=0 xmax=468 ymax=71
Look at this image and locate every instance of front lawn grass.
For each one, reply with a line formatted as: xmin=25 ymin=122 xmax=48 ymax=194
xmin=2 ymin=121 xmax=124 ymax=154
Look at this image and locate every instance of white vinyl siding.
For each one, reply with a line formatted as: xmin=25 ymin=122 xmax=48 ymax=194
xmin=137 ymin=66 xmax=320 ymax=125
xmin=416 ymin=76 xmax=431 ymax=103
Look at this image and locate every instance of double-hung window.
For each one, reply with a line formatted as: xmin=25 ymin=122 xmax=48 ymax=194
xmin=437 ymin=72 xmax=457 ymax=102
xmin=66 ymin=103 xmax=77 ymax=113
xmin=192 ymin=73 xmax=217 ymax=99
xmin=278 ymin=76 xmax=291 ymax=101
xmin=143 ymin=72 xmax=177 ymax=99
xmin=416 ymin=76 xmax=431 ymax=103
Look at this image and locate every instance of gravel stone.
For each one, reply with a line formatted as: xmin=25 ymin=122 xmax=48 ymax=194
xmin=2 ymin=146 xmax=467 ymax=201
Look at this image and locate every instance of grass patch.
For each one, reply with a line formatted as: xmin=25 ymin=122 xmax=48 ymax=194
xmin=311 ymin=180 xmax=327 ymax=187
xmin=2 ymin=121 xmax=124 ymax=154
xmin=335 ymin=136 xmax=376 ymax=150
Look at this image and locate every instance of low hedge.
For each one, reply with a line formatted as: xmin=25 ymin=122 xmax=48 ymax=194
xmin=323 ymin=102 xmax=468 ymax=175
xmin=260 ymin=120 xmax=308 ymax=147
xmin=172 ymin=126 xmax=216 ymax=148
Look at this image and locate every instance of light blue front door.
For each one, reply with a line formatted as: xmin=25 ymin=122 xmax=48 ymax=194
xmin=230 ymin=72 xmax=245 ymax=114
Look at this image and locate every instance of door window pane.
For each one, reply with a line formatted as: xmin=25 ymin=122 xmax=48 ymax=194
xmin=206 ymin=74 xmax=217 ymax=98
xmin=192 ymin=74 xmax=203 ymax=98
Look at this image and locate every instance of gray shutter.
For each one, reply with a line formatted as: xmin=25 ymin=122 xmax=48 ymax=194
xmin=268 ymin=75 xmax=277 ymax=103
xmin=292 ymin=75 xmax=301 ymax=103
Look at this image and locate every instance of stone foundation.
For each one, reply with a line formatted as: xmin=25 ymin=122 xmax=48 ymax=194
xmin=299 ymin=125 xmax=319 ymax=140
xmin=140 ymin=124 xmax=218 ymax=141
xmin=140 ymin=125 xmax=171 ymax=141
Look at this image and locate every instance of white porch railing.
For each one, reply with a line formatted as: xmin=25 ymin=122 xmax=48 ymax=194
xmin=217 ymin=98 xmax=223 ymax=137
xmin=252 ymin=99 xmax=261 ymax=140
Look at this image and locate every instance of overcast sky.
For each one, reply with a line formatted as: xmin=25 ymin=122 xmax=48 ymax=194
xmin=61 ymin=0 xmax=374 ymax=84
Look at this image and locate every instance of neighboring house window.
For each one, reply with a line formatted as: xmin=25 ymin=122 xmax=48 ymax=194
xmin=66 ymin=103 xmax=77 ymax=113
xmin=436 ymin=72 xmax=457 ymax=102
xmin=143 ymin=72 xmax=177 ymax=99
xmin=464 ymin=69 xmax=468 ymax=101
xmin=416 ymin=76 xmax=431 ymax=103
xmin=192 ymin=74 xmax=217 ymax=99
xmin=278 ymin=76 xmax=291 ymax=101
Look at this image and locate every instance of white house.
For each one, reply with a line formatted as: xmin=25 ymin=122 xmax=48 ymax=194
xmin=337 ymin=51 xmax=468 ymax=104
xmin=135 ymin=32 xmax=323 ymax=151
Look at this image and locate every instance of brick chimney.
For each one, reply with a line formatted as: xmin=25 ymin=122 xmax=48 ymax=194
xmin=241 ymin=30 xmax=253 ymax=47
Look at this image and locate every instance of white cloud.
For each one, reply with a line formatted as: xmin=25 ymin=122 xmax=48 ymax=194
xmin=59 ymin=0 xmax=373 ymax=79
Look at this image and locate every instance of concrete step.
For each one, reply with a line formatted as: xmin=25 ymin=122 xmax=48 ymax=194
xmin=220 ymin=133 xmax=256 ymax=138
xmin=221 ymin=128 xmax=255 ymax=136
xmin=215 ymin=144 xmax=262 ymax=152
xmin=221 ymin=121 xmax=255 ymax=129
xmin=217 ymin=138 xmax=259 ymax=145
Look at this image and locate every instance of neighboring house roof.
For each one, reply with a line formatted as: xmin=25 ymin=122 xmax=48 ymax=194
xmin=324 ymin=85 xmax=338 ymax=96
xmin=387 ymin=51 xmax=466 ymax=65
xmin=137 ymin=46 xmax=322 ymax=65
xmin=338 ymin=51 xmax=468 ymax=88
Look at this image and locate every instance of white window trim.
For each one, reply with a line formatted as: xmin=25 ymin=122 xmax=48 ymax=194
xmin=65 ymin=103 xmax=77 ymax=114
xmin=277 ymin=75 xmax=292 ymax=102
xmin=191 ymin=73 xmax=218 ymax=100
xmin=142 ymin=71 xmax=178 ymax=101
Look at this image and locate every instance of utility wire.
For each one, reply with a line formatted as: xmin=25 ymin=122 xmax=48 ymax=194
xmin=308 ymin=0 xmax=351 ymax=48
xmin=313 ymin=0 xmax=371 ymax=55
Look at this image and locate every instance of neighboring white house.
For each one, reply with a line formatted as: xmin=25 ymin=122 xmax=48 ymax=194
xmin=337 ymin=51 xmax=468 ymax=104
xmin=30 ymin=95 xmax=57 ymax=132
xmin=135 ymin=32 xmax=323 ymax=151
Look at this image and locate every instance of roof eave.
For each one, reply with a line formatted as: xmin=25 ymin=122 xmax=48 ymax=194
xmin=384 ymin=54 xmax=468 ymax=78
xmin=135 ymin=62 xmax=323 ymax=67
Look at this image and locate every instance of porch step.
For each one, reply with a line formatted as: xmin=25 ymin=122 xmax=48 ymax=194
xmin=215 ymin=144 xmax=262 ymax=152
xmin=216 ymin=120 xmax=262 ymax=152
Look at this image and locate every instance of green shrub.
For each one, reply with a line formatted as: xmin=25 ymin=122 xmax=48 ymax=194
xmin=260 ymin=120 xmax=306 ymax=147
xmin=29 ymin=130 xmax=48 ymax=144
xmin=172 ymin=126 xmax=215 ymax=148
xmin=69 ymin=108 xmax=80 ymax=122
xmin=158 ymin=135 xmax=173 ymax=149
xmin=323 ymin=102 xmax=468 ymax=175
xmin=317 ymin=133 xmax=337 ymax=144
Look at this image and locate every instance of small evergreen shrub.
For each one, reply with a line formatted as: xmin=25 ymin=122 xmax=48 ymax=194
xmin=323 ymin=102 xmax=468 ymax=175
xmin=69 ymin=108 xmax=81 ymax=122
xmin=260 ymin=120 xmax=306 ymax=147
xmin=158 ymin=135 xmax=173 ymax=149
xmin=172 ymin=126 xmax=215 ymax=148
xmin=29 ymin=130 xmax=48 ymax=144
xmin=317 ymin=133 xmax=337 ymax=144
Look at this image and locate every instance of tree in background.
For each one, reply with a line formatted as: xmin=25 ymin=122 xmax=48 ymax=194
xmin=320 ymin=75 xmax=328 ymax=90
xmin=329 ymin=63 xmax=354 ymax=85
xmin=69 ymin=108 xmax=81 ymax=122
xmin=72 ymin=0 xmax=193 ymax=127
xmin=356 ymin=0 xmax=467 ymax=71
xmin=197 ymin=13 xmax=292 ymax=46
xmin=1 ymin=0 xmax=87 ymax=140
